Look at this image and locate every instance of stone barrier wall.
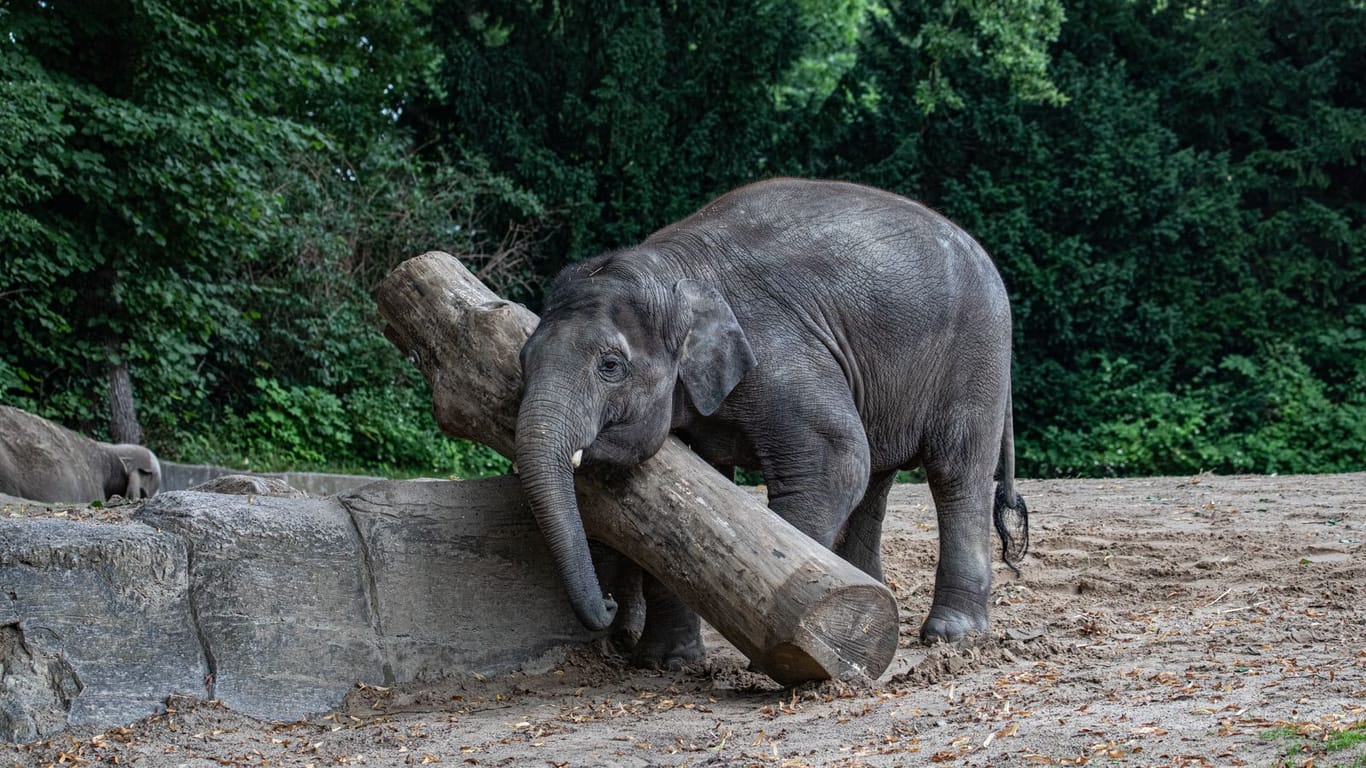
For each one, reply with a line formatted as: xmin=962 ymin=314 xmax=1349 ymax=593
xmin=159 ymin=462 xmax=385 ymax=497
xmin=0 ymin=477 xmax=617 ymax=742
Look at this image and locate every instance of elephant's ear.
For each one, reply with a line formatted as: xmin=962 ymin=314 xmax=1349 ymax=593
xmin=674 ymin=279 xmax=756 ymax=416
xmin=131 ymin=468 xmax=157 ymax=498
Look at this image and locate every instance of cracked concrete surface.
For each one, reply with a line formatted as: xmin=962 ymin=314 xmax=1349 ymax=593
xmin=0 ymin=623 xmax=81 ymax=742
xmin=0 ymin=516 xmax=208 ymax=740
xmin=0 ymin=476 xmax=612 ymax=742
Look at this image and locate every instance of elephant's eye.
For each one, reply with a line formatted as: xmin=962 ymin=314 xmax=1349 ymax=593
xmin=597 ymin=352 xmax=627 ymax=382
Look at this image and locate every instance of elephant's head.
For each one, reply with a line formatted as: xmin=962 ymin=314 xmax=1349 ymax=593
xmin=110 ymin=444 xmax=161 ymax=500
xmin=516 ymin=255 xmax=756 ymax=630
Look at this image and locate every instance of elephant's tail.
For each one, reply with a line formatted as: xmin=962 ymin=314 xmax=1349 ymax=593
xmin=993 ymin=388 xmax=1030 ymax=577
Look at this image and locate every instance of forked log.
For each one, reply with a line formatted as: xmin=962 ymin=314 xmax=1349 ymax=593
xmin=376 ymin=251 xmax=899 ymax=683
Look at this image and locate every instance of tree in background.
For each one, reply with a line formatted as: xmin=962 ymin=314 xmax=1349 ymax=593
xmin=2 ymin=0 xmax=302 ymax=440
xmin=413 ymin=0 xmax=1069 ymax=270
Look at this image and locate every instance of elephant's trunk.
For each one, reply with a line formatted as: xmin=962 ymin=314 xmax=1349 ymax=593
xmin=516 ymin=391 xmax=617 ymax=631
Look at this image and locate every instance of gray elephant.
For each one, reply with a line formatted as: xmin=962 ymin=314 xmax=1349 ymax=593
xmin=0 ymin=405 xmax=162 ymax=503
xmin=516 ymin=178 xmax=1028 ymax=668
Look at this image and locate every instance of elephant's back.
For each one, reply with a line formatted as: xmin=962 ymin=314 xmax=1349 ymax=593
xmin=654 ymin=178 xmax=1010 ymax=334
xmin=652 ymin=179 xmax=1015 ymax=462
xmin=684 ymin=177 xmax=920 ymax=223
xmin=0 ymin=406 xmax=105 ymax=502
xmin=678 ymin=177 xmax=958 ymax=246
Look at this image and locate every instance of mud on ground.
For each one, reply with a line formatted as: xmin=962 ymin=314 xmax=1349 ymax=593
xmin=7 ymin=473 xmax=1365 ymax=767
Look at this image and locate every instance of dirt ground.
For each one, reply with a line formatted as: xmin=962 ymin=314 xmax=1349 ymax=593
xmin=7 ymin=472 xmax=1365 ymax=767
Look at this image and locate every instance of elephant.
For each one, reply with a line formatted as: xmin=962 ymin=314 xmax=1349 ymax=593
xmin=515 ymin=177 xmax=1028 ymax=669
xmin=0 ymin=405 xmax=162 ymax=503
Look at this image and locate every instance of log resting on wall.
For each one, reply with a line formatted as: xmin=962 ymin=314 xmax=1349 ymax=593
xmin=376 ymin=251 xmax=899 ymax=683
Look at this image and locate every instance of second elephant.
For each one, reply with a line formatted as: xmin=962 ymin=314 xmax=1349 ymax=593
xmin=0 ymin=405 xmax=162 ymax=503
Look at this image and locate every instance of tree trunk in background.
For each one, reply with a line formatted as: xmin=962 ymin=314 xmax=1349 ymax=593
xmin=376 ymin=251 xmax=900 ymax=684
xmin=107 ymin=345 xmax=142 ymax=445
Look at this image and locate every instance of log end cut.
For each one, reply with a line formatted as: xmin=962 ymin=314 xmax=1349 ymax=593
xmin=758 ymin=583 xmax=899 ymax=685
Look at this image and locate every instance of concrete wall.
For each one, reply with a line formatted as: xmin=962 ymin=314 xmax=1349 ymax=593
xmin=0 ymin=477 xmax=621 ymax=742
xmin=160 ymin=462 xmax=385 ymax=497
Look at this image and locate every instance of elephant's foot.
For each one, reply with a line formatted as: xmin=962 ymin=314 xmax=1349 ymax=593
xmin=633 ymin=577 xmax=705 ymax=670
xmin=631 ymin=627 xmax=706 ymax=671
xmin=919 ymin=597 xmax=989 ymax=645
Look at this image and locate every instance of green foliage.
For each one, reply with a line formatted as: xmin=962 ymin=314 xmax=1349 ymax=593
xmin=2 ymin=0 xmax=1362 ymax=479
xmin=774 ymin=0 xmax=883 ymax=112
xmin=176 ymin=374 xmax=510 ymax=478
xmin=1023 ymin=356 xmax=1219 ymax=477
xmin=417 ymin=0 xmax=810 ymax=267
xmin=1021 ymin=346 xmax=1366 ymax=478
xmin=0 ymin=0 xmax=525 ymax=476
xmin=846 ymin=0 xmax=1068 ymax=116
xmin=1215 ymin=344 xmax=1366 ymax=475
xmin=244 ymin=377 xmax=353 ymax=467
xmin=967 ymin=0 xmax=1068 ymax=107
xmin=1262 ymin=721 xmax=1366 ymax=767
xmin=809 ymin=0 xmax=1364 ymax=477
xmin=4 ymin=0 xmax=398 ymax=425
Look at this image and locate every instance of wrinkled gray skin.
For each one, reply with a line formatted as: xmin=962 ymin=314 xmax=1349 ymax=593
xmin=0 ymin=405 xmax=162 ymax=503
xmin=516 ymin=178 xmax=1028 ymax=669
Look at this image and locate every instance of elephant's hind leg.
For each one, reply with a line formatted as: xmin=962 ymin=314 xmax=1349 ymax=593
xmin=919 ymin=450 xmax=996 ymax=644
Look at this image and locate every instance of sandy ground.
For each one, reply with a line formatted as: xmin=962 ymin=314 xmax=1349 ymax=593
xmin=7 ymin=472 xmax=1365 ymax=767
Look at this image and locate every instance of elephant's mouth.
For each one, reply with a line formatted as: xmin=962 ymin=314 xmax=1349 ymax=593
xmin=584 ymin=422 xmax=667 ymax=467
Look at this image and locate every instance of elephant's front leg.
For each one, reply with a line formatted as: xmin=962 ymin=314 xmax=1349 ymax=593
xmin=754 ymin=399 xmax=873 ymax=552
xmin=634 ymin=573 xmax=705 ymax=669
xmin=920 ymin=459 xmax=996 ymax=643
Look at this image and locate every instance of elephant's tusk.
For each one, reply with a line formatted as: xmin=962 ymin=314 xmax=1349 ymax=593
xmin=571 ymin=449 xmax=583 ymax=469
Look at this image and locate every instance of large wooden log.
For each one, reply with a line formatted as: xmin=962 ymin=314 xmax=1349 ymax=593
xmin=376 ymin=251 xmax=899 ymax=683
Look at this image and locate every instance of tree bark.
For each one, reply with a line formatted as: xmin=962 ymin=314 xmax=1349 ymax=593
xmin=106 ymin=346 xmax=142 ymax=445
xmin=376 ymin=251 xmax=899 ymax=683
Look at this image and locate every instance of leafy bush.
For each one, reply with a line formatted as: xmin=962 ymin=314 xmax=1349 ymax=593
xmin=1020 ymin=347 xmax=1366 ymax=478
xmin=243 ymin=378 xmax=353 ymax=468
xmin=1214 ymin=345 xmax=1366 ymax=475
xmin=1020 ymin=356 xmax=1221 ymax=477
xmin=176 ymin=374 xmax=510 ymax=479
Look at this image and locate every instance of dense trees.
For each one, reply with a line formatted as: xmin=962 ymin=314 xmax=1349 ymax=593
xmin=0 ymin=0 xmax=513 ymax=475
xmin=2 ymin=0 xmax=1361 ymax=478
